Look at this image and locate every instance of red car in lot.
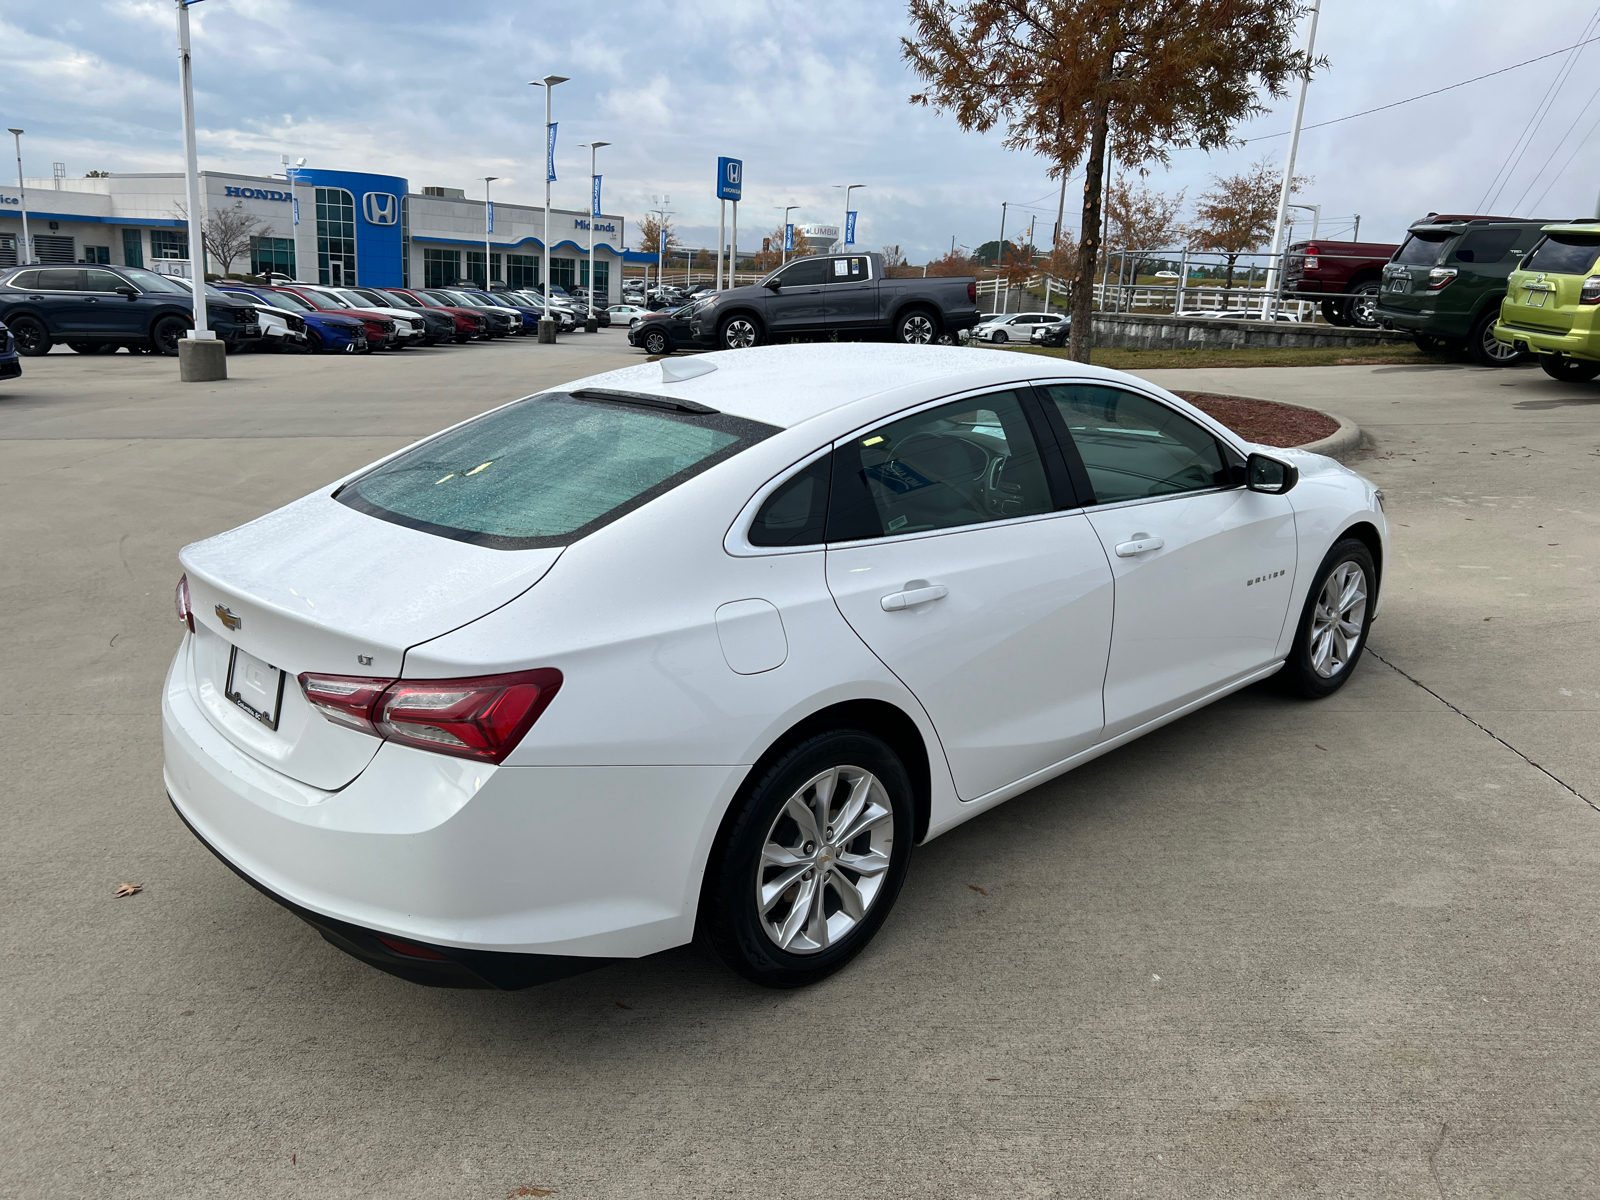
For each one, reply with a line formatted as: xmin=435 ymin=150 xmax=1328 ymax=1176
xmin=384 ymin=288 xmax=490 ymax=342
xmin=258 ymin=286 xmax=400 ymax=350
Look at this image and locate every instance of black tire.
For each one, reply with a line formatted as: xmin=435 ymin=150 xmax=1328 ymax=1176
xmin=641 ymin=327 xmax=671 ymax=356
xmin=1413 ymin=333 xmax=1451 ymax=353
xmin=9 ymin=315 xmax=51 ymax=357
xmin=151 ymin=316 xmax=188 ymax=357
xmin=1467 ymin=305 xmax=1524 ymax=367
xmin=1320 ymin=300 xmax=1350 ymax=327
xmin=1280 ymin=538 xmax=1377 ymax=699
xmin=718 ymin=314 xmax=762 ymax=350
xmin=1344 ymin=280 xmax=1382 ymax=328
xmin=1539 ymin=355 xmax=1600 ymax=382
xmin=991 ymin=329 xmax=1008 ymax=343
xmin=895 ymin=307 xmax=940 ymax=345
xmin=700 ymin=729 xmax=915 ymax=989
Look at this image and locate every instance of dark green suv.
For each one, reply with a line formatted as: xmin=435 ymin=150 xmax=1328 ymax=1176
xmin=1374 ymin=214 xmax=1556 ymax=366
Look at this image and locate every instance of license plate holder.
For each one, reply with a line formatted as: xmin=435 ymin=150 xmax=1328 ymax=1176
xmin=1386 ymin=275 xmax=1409 ymax=294
xmin=225 ymin=645 xmax=286 ymax=730
xmin=1525 ymin=288 xmax=1549 ymax=307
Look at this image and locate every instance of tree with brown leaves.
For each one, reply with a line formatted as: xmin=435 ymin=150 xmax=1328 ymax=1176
xmin=1188 ymin=156 xmax=1308 ymax=292
xmin=638 ymin=212 xmax=679 ymax=259
xmin=1103 ymin=175 xmax=1185 ymax=283
xmin=903 ymin=0 xmax=1317 ymax=361
xmin=925 ymin=247 xmax=979 ymax=277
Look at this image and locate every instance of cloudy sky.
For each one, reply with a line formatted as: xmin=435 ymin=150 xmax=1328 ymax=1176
xmin=3 ymin=1 xmax=1598 ymax=260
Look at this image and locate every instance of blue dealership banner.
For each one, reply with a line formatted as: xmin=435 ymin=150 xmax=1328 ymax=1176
xmin=845 ymin=210 xmax=857 ymax=246
xmin=592 ymin=174 xmax=602 ymax=218
xmin=292 ymin=196 xmax=299 ymax=227
xmin=547 ymin=123 xmax=558 ymax=182
xmin=716 ymin=156 xmax=742 ymax=201
xmin=486 ymin=201 xmax=494 ymax=233
xmin=784 ymin=223 xmax=794 ymax=252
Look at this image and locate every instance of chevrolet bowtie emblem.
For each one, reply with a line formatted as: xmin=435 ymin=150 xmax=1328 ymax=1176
xmin=215 ymin=604 xmax=242 ymax=631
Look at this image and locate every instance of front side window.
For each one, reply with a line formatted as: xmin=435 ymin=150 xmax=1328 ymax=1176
xmin=1041 ymin=385 xmax=1228 ymax=505
xmin=83 ymin=269 xmax=123 ymax=293
xmin=1521 ymin=234 xmax=1600 ymax=275
xmin=338 ymin=395 xmax=775 ymax=549
xmin=827 ymin=390 xmax=1053 ymax=542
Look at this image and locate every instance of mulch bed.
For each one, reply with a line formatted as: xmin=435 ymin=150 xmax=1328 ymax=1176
xmin=1173 ymin=391 xmax=1340 ymax=448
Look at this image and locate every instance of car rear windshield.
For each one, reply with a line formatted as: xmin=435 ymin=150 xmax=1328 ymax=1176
xmin=1521 ymin=234 xmax=1600 ymax=275
xmin=337 ymin=394 xmax=777 ymax=549
xmin=1394 ymin=232 xmax=1452 ymax=266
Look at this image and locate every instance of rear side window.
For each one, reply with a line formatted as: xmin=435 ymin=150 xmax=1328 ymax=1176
xmin=1453 ymin=228 xmax=1520 ymax=263
xmin=1522 ymin=234 xmax=1600 ymax=275
xmin=1394 ymin=233 xmax=1450 ymax=266
xmin=338 ymin=395 xmax=775 ymax=549
xmin=826 ymin=390 xmax=1053 ymax=542
xmin=37 ymin=269 xmax=84 ymax=291
xmin=749 ymin=456 xmax=831 ymax=547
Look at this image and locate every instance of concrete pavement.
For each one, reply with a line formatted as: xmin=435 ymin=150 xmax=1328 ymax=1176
xmin=2 ymin=337 xmax=1597 ymax=1197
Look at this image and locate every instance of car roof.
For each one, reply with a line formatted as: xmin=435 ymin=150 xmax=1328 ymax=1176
xmin=561 ymin=343 xmax=1131 ymax=430
xmin=1536 ymin=222 xmax=1600 ymax=235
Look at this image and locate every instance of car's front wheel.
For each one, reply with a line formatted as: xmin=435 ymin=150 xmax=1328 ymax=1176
xmin=9 ymin=315 xmax=52 ymax=357
xmin=991 ymin=328 xmax=1008 ymax=343
xmin=641 ymin=327 xmax=670 ymax=356
xmin=700 ymin=729 xmax=914 ymax=989
xmin=151 ymin=316 xmax=188 ymax=357
xmin=1281 ymin=538 xmax=1377 ymax=699
xmin=1539 ymin=355 xmax=1600 ymax=382
xmin=719 ymin=315 xmax=761 ymax=349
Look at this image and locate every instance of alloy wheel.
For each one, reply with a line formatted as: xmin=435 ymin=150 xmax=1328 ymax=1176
xmin=722 ymin=318 xmax=758 ymax=349
xmin=1309 ymin=561 xmax=1368 ymax=678
xmin=1482 ymin=319 xmax=1520 ymax=364
xmin=1350 ymin=289 xmax=1379 ymax=327
xmin=643 ymin=330 xmax=668 ymax=355
xmin=900 ymin=313 xmax=935 ymax=344
xmin=756 ymin=765 xmax=895 ymax=955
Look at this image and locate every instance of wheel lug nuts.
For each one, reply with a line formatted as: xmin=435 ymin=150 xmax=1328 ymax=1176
xmin=803 ymin=868 xmax=814 ymax=880
xmin=803 ymin=841 xmax=815 ymax=854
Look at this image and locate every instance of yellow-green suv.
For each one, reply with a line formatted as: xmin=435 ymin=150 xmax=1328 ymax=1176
xmin=1495 ymin=223 xmax=1600 ymax=381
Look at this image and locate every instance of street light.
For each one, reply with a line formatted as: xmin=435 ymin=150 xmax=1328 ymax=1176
xmin=175 ymin=0 xmax=222 ymax=381
xmin=650 ymin=195 xmax=672 ymax=301
xmin=482 ymin=176 xmax=498 ymax=288
xmin=833 ymin=183 xmax=864 ymax=252
xmin=7 ymin=129 xmax=30 ymax=266
xmin=580 ymin=141 xmax=609 ymax=331
xmin=529 ymin=73 xmax=568 ymax=342
xmin=778 ymin=204 xmax=798 ymax=265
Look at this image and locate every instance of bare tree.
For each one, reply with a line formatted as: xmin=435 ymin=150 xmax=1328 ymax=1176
xmin=903 ymin=0 xmax=1316 ymax=361
xmin=1188 ymin=157 xmax=1307 ymax=292
xmin=174 ymin=200 xmax=272 ymax=276
xmin=881 ymin=244 xmax=923 ymax=278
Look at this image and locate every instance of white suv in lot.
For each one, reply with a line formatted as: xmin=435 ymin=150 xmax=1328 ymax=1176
xmin=970 ymin=311 xmax=1066 ymax=343
xmin=163 ymin=344 xmax=1386 ymax=991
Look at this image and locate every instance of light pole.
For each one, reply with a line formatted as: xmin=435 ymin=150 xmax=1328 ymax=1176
xmin=482 ymin=175 xmax=497 ymax=289
xmin=530 ymin=73 xmax=568 ymax=342
xmin=995 ymin=201 xmax=1009 ymax=314
xmin=833 ymin=183 xmax=864 ymax=253
xmin=175 ymin=0 xmax=223 ymax=381
xmin=7 ymin=129 xmax=30 ymax=266
xmin=650 ymin=197 xmax=672 ymax=302
xmin=778 ymin=204 xmax=798 ymax=265
xmin=581 ymin=141 xmax=609 ymax=331
xmin=1264 ymin=0 xmax=1320 ymax=318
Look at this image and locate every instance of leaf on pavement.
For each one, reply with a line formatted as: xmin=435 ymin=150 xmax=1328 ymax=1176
xmin=114 ymin=882 xmax=143 ymax=897
xmin=969 ymin=884 xmax=989 ymax=896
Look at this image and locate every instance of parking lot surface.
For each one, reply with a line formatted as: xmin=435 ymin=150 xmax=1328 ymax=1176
xmin=3 ymin=338 xmax=1597 ymax=1198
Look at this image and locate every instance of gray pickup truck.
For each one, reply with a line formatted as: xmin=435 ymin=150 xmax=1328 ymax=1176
xmin=687 ymin=251 xmax=981 ymax=350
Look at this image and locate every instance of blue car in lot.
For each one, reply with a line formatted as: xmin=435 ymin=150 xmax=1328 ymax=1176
xmin=0 ymin=317 xmax=20 ymax=381
xmin=218 ymin=286 xmax=368 ymax=354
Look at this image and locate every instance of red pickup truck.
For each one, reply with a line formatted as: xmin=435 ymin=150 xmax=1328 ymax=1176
xmin=1283 ymin=239 xmax=1400 ymax=327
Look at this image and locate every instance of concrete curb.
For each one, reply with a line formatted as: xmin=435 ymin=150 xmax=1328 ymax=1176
xmin=1186 ymin=391 xmax=1363 ymax=461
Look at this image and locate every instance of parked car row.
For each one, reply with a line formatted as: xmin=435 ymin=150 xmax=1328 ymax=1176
xmin=0 ymin=262 xmax=606 ymax=357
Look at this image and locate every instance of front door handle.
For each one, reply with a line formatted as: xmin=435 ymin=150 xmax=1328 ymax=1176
xmin=880 ymin=582 xmax=949 ymax=611
xmin=1114 ymin=535 xmax=1165 ymax=557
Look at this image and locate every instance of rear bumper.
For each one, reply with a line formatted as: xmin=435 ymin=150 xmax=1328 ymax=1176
xmin=161 ymin=643 xmax=741 ymax=975
xmin=1494 ymin=320 xmax=1600 ymax=360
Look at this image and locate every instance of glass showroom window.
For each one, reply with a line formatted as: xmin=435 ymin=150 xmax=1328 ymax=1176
xmin=121 ymin=229 xmax=144 ymax=268
xmin=465 ymin=252 xmax=502 ymax=287
xmin=551 ymin=256 xmax=577 ymax=291
xmin=83 ymin=246 xmax=111 ymax=264
xmin=250 ymin=236 xmax=295 ymax=278
xmin=578 ymin=259 xmax=610 ymax=302
xmin=150 ymin=230 xmax=189 ymax=260
xmin=315 ymin=187 xmax=357 ymax=285
xmin=507 ymin=254 xmax=539 ymax=288
xmin=424 ymin=248 xmax=460 ymax=287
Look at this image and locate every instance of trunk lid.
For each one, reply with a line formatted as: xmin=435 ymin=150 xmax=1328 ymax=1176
xmin=180 ymin=490 xmax=561 ymax=789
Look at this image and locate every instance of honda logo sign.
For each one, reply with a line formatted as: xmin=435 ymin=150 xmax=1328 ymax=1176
xmin=363 ymin=192 xmax=398 ymax=225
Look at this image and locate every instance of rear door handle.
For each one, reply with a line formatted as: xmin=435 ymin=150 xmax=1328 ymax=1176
xmin=1114 ymin=535 xmax=1165 ymax=557
xmin=881 ymin=583 xmax=949 ymax=611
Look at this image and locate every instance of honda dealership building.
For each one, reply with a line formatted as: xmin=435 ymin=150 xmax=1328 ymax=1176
xmin=0 ymin=167 xmax=626 ymax=299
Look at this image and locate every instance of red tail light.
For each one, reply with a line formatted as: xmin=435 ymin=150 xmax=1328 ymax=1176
xmin=967 ymin=281 xmax=977 ymax=302
xmin=297 ymin=668 xmax=563 ymax=764
xmin=175 ymin=573 xmax=193 ymax=632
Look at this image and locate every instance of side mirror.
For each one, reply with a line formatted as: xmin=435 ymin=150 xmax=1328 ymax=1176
xmin=764 ymin=278 xmax=781 ymax=291
xmin=1246 ymin=453 xmax=1298 ymax=494
xmin=116 ymin=285 xmax=138 ymax=299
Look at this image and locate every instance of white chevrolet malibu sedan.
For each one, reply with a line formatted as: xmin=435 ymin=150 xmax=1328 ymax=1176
xmin=163 ymin=344 xmax=1387 ymax=990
